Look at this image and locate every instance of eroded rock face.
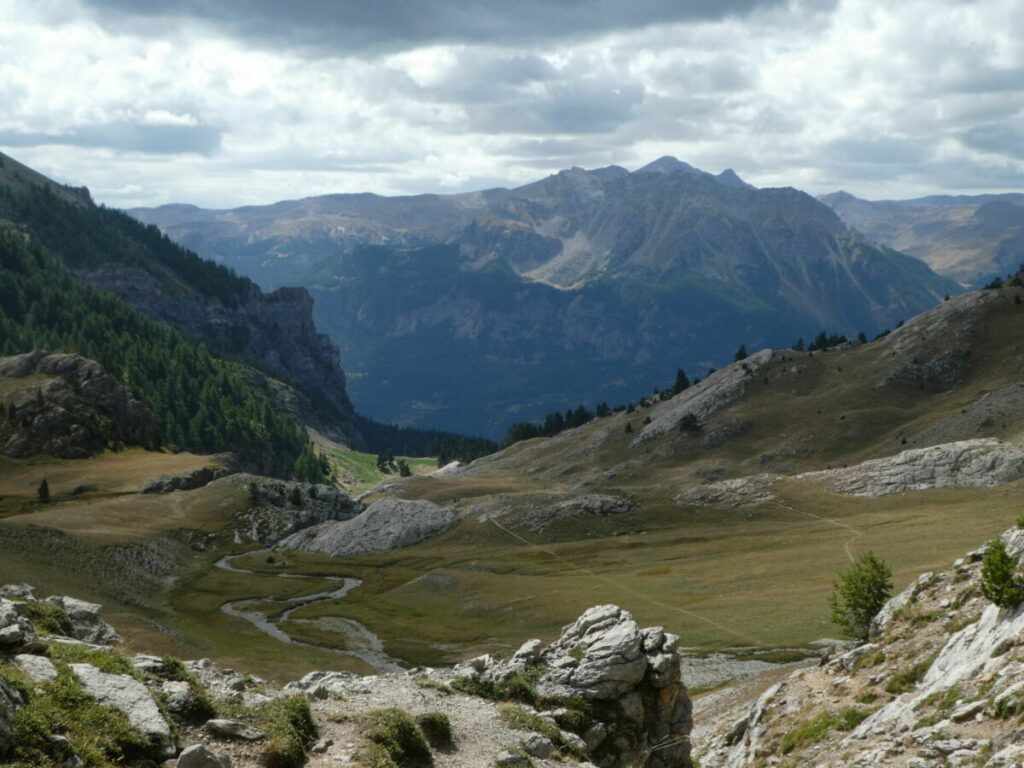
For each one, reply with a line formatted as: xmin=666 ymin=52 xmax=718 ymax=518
xmin=797 ymin=438 xmax=1024 ymax=498
xmin=0 ymin=351 xmax=157 ymax=458
xmin=45 ymin=595 xmax=121 ymax=645
xmin=457 ymin=604 xmax=693 ymax=768
xmin=141 ymin=467 xmax=217 ymax=494
xmin=276 ymin=498 xmax=455 ymax=557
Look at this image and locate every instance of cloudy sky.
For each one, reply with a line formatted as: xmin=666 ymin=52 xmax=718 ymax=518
xmin=1 ymin=0 xmax=1022 ymax=208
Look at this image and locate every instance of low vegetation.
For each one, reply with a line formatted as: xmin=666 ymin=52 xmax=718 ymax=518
xmin=778 ymin=707 xmax=871 ymax=754
xmin=362 ymin=707 xmax=433 ymax=767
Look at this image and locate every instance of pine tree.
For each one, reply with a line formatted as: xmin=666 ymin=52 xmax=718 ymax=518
xmin=673 ymin=368 xmax=690 ymax=395
xmin=734 ymin=344 xmax=748 ymax=362
xmin=980 ymin=538 xmax=1024 ymax=609
xmin=828 ymin=552 xmax=893 ymax=641
xmin=37 ymin=478 xmax=49 ymax=503
xmin=397 ymin=459 xmax=412 ymax=477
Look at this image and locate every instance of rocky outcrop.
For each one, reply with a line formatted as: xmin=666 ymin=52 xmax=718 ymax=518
xmin=0 ymin=599 xmax=41 ymax=655
xmin=216 ymin=473 xmax=362 ymax=546
xmin=45 ymin=595 xmax=121 ymax=645
xmin=276 ymin=498 xmax=455 ymax=557
xmin=0 ymin=351 xmax=157 ymax=458
xmin=74 ymin=267 xmax=365 ymax=449
xmin=142 ymin=466 xmax=218 ymax=494
xmin=71 ymin=662 xmax=175 ymax=757
xmin=698 ymin=525 xmax=1024 ymax=768
xmin=455 ymin=604 xmax=692 ymax=768
xmin=797 ymin=438 xmax=1024 ymax=497
xmin=634 ymin=350 xmax=777 ymax=445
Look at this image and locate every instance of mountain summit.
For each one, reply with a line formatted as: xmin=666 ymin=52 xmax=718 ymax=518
xmin=133 ymin=160 xmax=961 ymax=437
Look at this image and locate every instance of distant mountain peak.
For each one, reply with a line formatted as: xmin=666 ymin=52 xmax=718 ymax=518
xmin=715 ymin=168 xmax=753 ymax=189
xmin=634 ymin=156 xmax=697 ymax=175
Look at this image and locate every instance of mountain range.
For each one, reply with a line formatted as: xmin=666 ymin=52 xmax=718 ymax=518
xmin=820 ymin=190 xmax=1024 ymax=285
xmin=133 ymin=158 xmax=961 ymax=437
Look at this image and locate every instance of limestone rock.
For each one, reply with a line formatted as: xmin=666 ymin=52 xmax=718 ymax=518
xmin=0 ymin=584 xmax=35 ymax=600
xmin=460 ymin=604 xmax=692 ymax=768
xmin=45 ymin=595 xmax=120 ymax=645
xmin=496 ymin=750 xmax=531 ymax=767
xmin=522 ymin=733 xmax=554 ymax=758
xmin=0 ymin=598 xmax=40 ymax=654
xmin=797 ymin=439 xmax=1024 ymax=498
xmin=176 ymin=744 xmax=232 ymax=768
xmin=13 ymin=653 xmax=57 ymax=682
xmin=276 ymin=497 xmax=456 ymax=557
xmin=70 ymin=663 xmax=174 ymax=757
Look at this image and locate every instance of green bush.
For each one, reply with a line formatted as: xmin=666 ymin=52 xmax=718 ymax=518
xmin=21 ymin=600 xmax=73 ymax=636
xmin=365 ymin=708 xmax=432 ymax=767
xmin=261 ymin=696 xmax=320 ymax=768
xmin=46 ymin=642 xmax=135 ymax=676
xmin=980 ymin=538 xmax=1024 ymax=609
xmin=828 ymin=552 xmax=893 ymax=641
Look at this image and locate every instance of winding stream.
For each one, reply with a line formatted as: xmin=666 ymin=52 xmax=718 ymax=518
xmin=215 ymin=551 xmax=404 ymax=673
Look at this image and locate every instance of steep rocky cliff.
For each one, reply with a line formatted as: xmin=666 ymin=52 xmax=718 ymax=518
xmin=0 ymin=351 xmax=157 ymax=458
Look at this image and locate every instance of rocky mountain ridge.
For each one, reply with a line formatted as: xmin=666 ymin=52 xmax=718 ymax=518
xmin=0 ymin=150 xmax=365 ymax=450
xmin=132 ymin=158 xmax=960 ymax=437
xmin=820 ymin=190 xmax=1024 ymax=285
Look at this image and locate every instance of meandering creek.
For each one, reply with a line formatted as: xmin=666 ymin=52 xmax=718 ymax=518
xmin=215 ymin=551 xmax=404 ymax=673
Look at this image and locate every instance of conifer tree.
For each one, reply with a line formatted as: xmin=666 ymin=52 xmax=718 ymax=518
xmin=980 ymin=538 xmax=1024 ymax=609
xmin=828 ymin=552 xmax=893 ymax=641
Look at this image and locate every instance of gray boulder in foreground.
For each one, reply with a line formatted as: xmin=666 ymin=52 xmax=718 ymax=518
xmin=276 ymin=498 xmax=455 ymax=557
xmin=177 ymin=744 xmax=232 ymax=768
xmin=70 ymin=663 xmax=174 ymax=757
xmin=45 ymin=595 xmax=120 ymax=645
xmin=455 ymin=604 xmax=693 ymax=768
xmin=0 ymin=677 xmax=25 ymax=758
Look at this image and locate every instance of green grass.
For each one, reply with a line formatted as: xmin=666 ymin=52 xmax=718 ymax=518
xmin=319 ymin=445 xmax=436 ymax=494
xmin=363 ymin=708 xmax=432 ymax=767
xmin=416 ymin=712 xmax=453 ymax=750
xmin=10 ymin=665 xmax=163 ymax=767
xmin=21 ymin=601 xmax=73 ymax=636
xmin=885 ymin=656 xmax=937 ymax=694
xmin=778 ymin=708 xmax=870 ymax=754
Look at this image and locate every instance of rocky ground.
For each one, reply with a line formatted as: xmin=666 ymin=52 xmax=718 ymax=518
xmin=696 ymin=525 xmax=1024 ymax=767
xmin=1 ymin=589 xmax=694 ymax=768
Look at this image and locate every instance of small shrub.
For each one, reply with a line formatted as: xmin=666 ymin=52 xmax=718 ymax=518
xmin=778 ymin=711 xmax=836 ymax=754
xmin=21 ymin=601 xmax=73 ymax=636
xmin=836 ymin=707 xmax=870 ymax=731
xmin=365 ymin=708 xmax=432 ymax=767
xmin=261 ymin=696 xmax=320 ymax=768
xmin=498 ymin=705 xmax=585 ymax=759
xmin=980 ymin=538 xmax=1024 ymax=608
xmin=1016 ymin=512 xmax=1024 ymax=530
xmin=413 ymin=678 xmax=453 ymax=695
xmin=852 ymin=650 xmax=886 ymax=671
xmin=856 ymin=691 xmax=877 ymax=704
xmin=416 ymin=712 xmax=453 ymax=750
xmin=884 ymin=656 xmax=936 ymax=694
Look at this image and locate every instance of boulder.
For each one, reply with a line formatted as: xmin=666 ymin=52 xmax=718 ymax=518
xmin=458 ymin=604 xmax=692 ymax=768
xmin=70 ymin=663 xmax=174 ymax=757
xmin=176 ymin=744 xmax=232 ymax=768
xmin=0 ymin=584 xmax=36 ymax=601
xmin=13 ymin=653 xmax=58 ymax=682
xmin=45 ymin=596 xmax=120 ymax=645
xmin=0 ymin=598 xmax=41 ymax=654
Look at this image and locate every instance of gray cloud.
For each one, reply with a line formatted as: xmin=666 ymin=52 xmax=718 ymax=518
xmin=961 ymin=122 xmax=1024 ymax=161
xmin=0 ymin=122 xmax=221 ymax=155
xmin=78 ymin=0 xmax=803 ymax=53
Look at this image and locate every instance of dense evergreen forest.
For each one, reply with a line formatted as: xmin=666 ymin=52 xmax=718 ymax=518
xmin=0 ymin=230 xmax=327 ymax=480
xmin=354 ymin=415 xmax=497 ymax=465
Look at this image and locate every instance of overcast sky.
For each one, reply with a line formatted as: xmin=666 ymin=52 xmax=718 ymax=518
xmin=1 ymin=0 xmax=1022 ymax=208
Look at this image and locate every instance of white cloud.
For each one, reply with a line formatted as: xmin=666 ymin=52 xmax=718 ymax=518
xmin=0 ymin=0 xmax=1021 ymax=208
